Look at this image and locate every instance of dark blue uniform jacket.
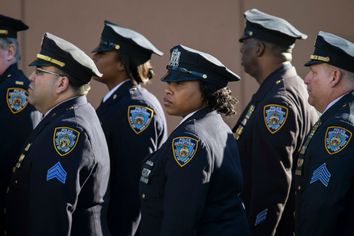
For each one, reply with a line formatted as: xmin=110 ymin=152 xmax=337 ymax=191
xmin=139 ymin=107 xmax=251 ymax=236
xmin=295 ymin=91 xmax=354 ymax=236
xmin=96 ymin=80 xmax=167 ymax=236
xmin=4 ymin=96 xmax=111 ymax=236
xmin=0 ymin=64 xmax=40 ymax=234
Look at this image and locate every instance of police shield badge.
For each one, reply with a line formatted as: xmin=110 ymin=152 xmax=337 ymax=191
xmin=6 ymin=87 xmax=29 ymax=114
xmin=128 ymin=105 xmax=154 ymax=134
xmin=53 ymin=127 xmax=80 ymax=156
xmin=264 ymin=104 xmax=288 ymax=134
xmin=172 ymin=136 xmax=199 ymax=167
xmin=325 ymin=126 xmax=352 ymax=154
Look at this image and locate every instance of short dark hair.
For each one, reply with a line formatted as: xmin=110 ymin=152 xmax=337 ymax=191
xmin=200 ymin=82 xmax=238 ymax=116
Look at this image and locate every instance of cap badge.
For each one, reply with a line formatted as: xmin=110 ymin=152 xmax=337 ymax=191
xmin=169 ymin=48 xmax=181 ymax=67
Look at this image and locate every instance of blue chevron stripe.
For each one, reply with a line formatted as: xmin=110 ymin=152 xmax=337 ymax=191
xmin=255 ymin=208 xmax=268 ymax=226
xmin=310 ymin=163 xmax=331 ymax=187
xmin=47 ymin=162 xmax=67 ymax=184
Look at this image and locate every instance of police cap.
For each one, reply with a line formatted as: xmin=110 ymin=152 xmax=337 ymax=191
xmin=0 ymin=14 xmax=28 ymax=38
xmin=93 ymin=20 xmax=163 ymax=65
xmin=239 ymin=9 xmax=307 ymax=46
xmin=161 ymin=45 xmax=240 ymax=92
xmin=30 ymin=32 xmax=102 ymax=86
xmin=305 ymin=31 xmax=354 ymax=73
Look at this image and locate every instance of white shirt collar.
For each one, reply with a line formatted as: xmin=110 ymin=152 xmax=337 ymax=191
xmin=322 ymin=93 xmax=348 ymax=115
xmin=103 ymin=79 xmax=130 ymax=103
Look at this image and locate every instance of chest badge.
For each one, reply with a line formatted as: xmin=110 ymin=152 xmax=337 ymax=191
xmin=53 ymin=127 xmax=80 ymax=156
xmin=172 ymin=136 xmax=199 ymax=167
xmin=325 ymin=126 xmax=352 ymax=155
xmin=6 ymin=87 xmax=29 ymax=114
xmin=128 ymin=105 xmax=154 ymax=134
xmin=263 ymin=104 xmax=288 ymax=134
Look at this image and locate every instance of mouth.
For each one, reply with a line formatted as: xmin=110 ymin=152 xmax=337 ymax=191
xmin=163 ymin=97 xmax=172 ymax=107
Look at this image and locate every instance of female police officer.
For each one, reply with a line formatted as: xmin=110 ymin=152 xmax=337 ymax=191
xmin=139 ymin=45 xmax=251 ymax=236
xmin=92 ymin=21 xmax=168 ymax=236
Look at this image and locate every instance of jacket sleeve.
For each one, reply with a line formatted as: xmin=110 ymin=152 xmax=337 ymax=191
xmin=159 ymin=134 xmax=211 ymax=236
xmin=250 ymin=101 xmax=299 ymax=236
xmin=27 ymin=126 xmax=96 ymax=236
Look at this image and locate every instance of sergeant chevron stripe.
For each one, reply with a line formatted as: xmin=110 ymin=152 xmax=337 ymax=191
xmin=47 ymin=162 xmax=67 ymax=184
xmin=310 ymin=163 xmax=331 ymax=187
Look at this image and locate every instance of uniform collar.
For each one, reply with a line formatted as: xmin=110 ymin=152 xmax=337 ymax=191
xmin=175 ymin=106 xmax=214 ymax=129
xmin=102 ymin=79 xmax=130 ymax=103
xmin=253 ymin=62 xmax=294 ymax=101
xmin=0 ymin=63 xmax=18 ymax=82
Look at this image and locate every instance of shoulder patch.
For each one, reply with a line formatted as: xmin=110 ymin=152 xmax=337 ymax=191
xmin=263 ymin=104 xmax=288 ymax=134
xmin=6 ymin=87 xmax=29 ymax=114
xmin=172 ymin=136 xmax=199 ymax=167
xmin=128 ymin=105 xmax=154 ymax=134
xmin=53 ymin=127 xmax=80 ymax=156
xmin=325 ymin=126 xmax=352 ymax=155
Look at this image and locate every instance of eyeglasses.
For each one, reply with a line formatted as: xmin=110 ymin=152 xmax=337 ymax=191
xmin=34 ymin=68 xmax=63 ymax=77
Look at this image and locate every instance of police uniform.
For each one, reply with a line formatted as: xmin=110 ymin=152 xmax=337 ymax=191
xmin=4 ymin=33 xmax=111 ymax=236
xmin=232 ymin=9 xmax=318 ymax=235
xmin=0 ymin=15 xmax=41 ymax=235
xmin=93 ymin=21 xmax=168 ymax=236
xmin=139 ymin=45 xmax=251 ymax=236
xmin=295 ymin=32 xmax=354 ymax=236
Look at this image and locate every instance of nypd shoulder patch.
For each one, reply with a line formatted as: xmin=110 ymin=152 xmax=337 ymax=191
xmin=325 ymin=126 xmax=352 ymax=155
xmin=128 ymin=105 xmax=154 ymax=134
xmin=172 ymin=136 xmax=199 ymax=167
xmin=263 ymin=104 xmax=288 ymax=134
xmin=6 ymin=87 xmax=29 ymax=114
xmin=53 ymin=127 xmax=80 ymax=156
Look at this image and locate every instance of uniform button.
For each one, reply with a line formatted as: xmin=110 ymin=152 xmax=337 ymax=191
xmin=297 ymin=186 xmax=301 ymax=191
xmin=14 ymin=180 xmax=18 ymax=185
xmin=6 ymin=187 xmax=10 ymax=194
xmin=142 ymin=193 xmax=145 ymax=199
xmin=19 ymin=154 xmax=25 ymax=162
xmin=16 ymin=163 xmax=21 ymax=169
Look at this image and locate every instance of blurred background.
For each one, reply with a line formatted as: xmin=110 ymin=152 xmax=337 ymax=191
xmin=3 ymin=0 xmax=354 ymax=132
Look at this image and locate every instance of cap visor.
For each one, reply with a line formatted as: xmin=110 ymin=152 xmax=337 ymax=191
xmin=161 ymin=71 xmax=199 ymax=82
xmin=304 ymin=60 xmax=323 ymax=67
xmin=28 ymin=59 xmax=53 ymax=67
xmin=91 ymin=44 xmax=114 ymax=53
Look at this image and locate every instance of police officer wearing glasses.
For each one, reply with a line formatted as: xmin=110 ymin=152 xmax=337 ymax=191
xmin=4 ymin=33 xmax=111 ymax=236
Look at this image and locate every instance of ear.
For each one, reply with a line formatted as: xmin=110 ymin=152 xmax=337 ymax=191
xmin=256 ymin=41 xmax=265 ymax=57
xmin=7 ymin=44 xmax=16 ymax=61
xmin=329 ymin=69 xmax=342 ymax=87
xmin=56 ymin=76 xmax=70 ymax=94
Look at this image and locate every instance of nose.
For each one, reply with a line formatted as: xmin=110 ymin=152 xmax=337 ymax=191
xmin=303 ymin=71 xmax=311 ymax=84
xmin=164 ymin=83 xmax=172 ymax=95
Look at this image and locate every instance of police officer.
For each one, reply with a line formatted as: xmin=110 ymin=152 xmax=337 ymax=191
xmin=92 ymin=21 xmax=167 ymax=236
xmin=139 ymin=45 xmax=251 ymax=236
xmin=0 ymin=15 xmax=41 ymax=234
xmin=232 ymin=9 xmax=318 ymax=235
xmin=4 ymin=32 xmax=111 ymax=236
xmin=295 ymin=32 xmax=354 ymax=236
